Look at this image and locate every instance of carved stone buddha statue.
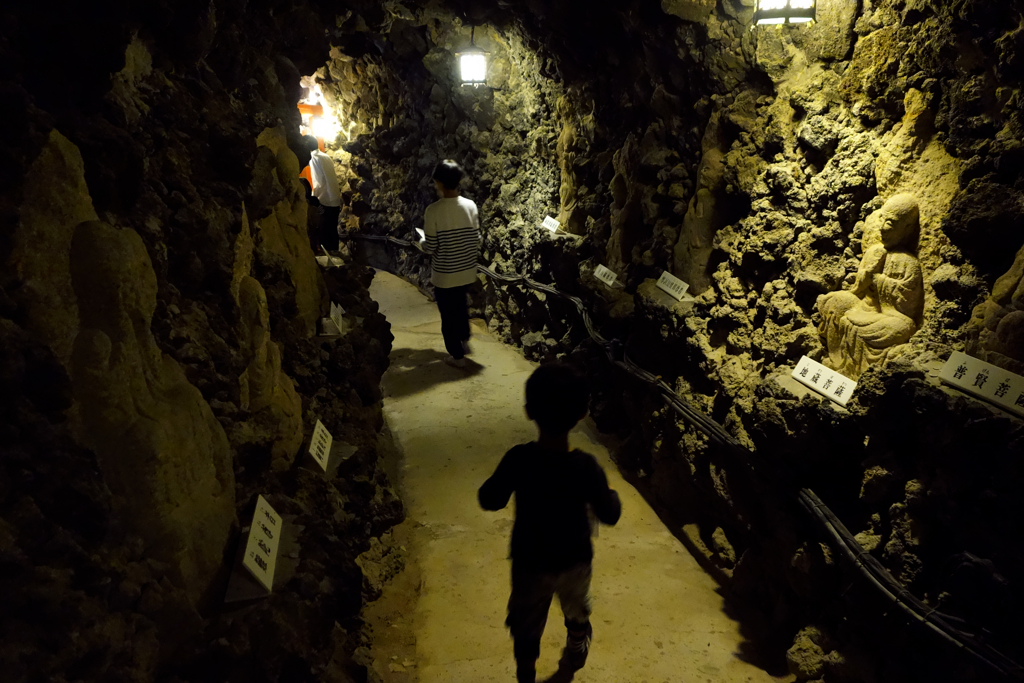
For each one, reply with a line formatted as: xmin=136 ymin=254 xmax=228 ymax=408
xmin=817 ymin=193 xmax=925 ymax=379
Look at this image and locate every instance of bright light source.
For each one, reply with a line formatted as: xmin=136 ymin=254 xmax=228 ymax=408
xmin=459 ymin=52 xmax=487 ymax=84
xmin=456 ymin=26 xmax=490 ymax=86
xmin=753 ymin=0 xmax=816 ymax=25
xmin=311 ymin=116 xmax=338 ymax=140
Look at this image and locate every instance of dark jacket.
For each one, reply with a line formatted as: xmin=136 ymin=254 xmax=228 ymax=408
xmin=479 ymin=442 xmax=621 ymax=571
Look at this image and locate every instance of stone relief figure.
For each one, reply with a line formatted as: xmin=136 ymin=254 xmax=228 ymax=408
xmin=817 ymin=193 xmax=925 ymax=379
xmin=237 ymin=274 xmax=304 ymax=467
xmin=966 ymin=243 xmax=1024 ymax=375
xmin=70 ymin=221 xmax=235 ymax=608
xmin=231 ymin=207 xmax=303 ymax=469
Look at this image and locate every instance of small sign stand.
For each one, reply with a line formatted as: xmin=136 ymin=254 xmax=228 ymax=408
xmin=224 ymin=495 xmax=283 ymax=602
xmin=594 ymin=264 xmax=620 ymax=288
xmin=541 ymin=216 xmax=561 ymax=233
xmin=303 ymin=419 xmax=359 ymax=477
xmin=331 ymin=303 xmax=345 ymax=335
xmin=309 ymin=419 xmax=333 ymax=472
xmin=656 ymin=271 xmax=690 ymax=301
xmin=791 ymin=356 xmax=857 ymax=407
xmin=321 ymin=303 xmax=347 ymax=337
xmin=939 ymin=350 xmax=1024 ymax=418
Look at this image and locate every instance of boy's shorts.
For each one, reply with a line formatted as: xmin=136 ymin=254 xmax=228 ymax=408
xmin=506 ymin=562 xmax=592 ymax=651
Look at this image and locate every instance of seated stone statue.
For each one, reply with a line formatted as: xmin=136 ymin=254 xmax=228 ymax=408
xmin=818 ymin=193 xmax=925 ymax=379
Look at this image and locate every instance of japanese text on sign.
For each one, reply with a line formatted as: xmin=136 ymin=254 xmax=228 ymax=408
xmin=309 ymin=419 xmax=333 ymax=472
xmin=242 ymin=495 xmax=281 ymax=592
xmin=541 ymin=216 xmax=561 ymax=233
xmin=594 ymin=265 xmax=619 ymax=287
xmin=791 ymin=356 xmax=858 ymax=407
xmin=939 ymin=351 xmax=1024 ymax=418
xmin=330 ymin=302 xmax=345 ymax=336
xmin=656 ymin=271 xmax=690 ymax=301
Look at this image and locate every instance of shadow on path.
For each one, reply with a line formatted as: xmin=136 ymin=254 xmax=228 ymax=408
xmin=613 ymin=447 xmax=793 ymax=678
xmin=368 ymin=271 xmax=792 ymax=683
xmin=384 ymin=347 xmax=485 ymax=399
xmin=539 ymin=662 xmax=578 ymax=683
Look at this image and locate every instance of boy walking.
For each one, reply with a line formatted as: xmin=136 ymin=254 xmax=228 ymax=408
xmin=479 ymin=364 xmax=622 ymax=683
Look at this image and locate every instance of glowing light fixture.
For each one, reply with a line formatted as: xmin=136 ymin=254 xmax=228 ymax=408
xmin=311 ymin=116 xmax=339 ymax=140
xmin=753 ymin=0 xmax=815 ymax=25
xmin=456 ymin=27 xmax=488 ymax=86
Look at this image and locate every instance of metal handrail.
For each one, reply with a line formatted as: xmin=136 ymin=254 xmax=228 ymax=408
xmin=351 ymin=232 xmax=1024 ymax=679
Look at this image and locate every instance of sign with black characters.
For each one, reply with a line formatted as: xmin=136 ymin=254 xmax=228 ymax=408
xmin=541 ymin=216 xmax=561 ymax=233
xmin=309 ymin=419 xmax=333 ymax=472
xmin=594 ymin=264 xmax=619 ymax=287
xmin=791 ymin=355 xmax=857 ymax=407
xmin=242 ymin=495 xmax=281 ymax=592
xmin=940 ymin=350 xmax=1024 ymax=418
xmin=330 ymin=302 xmax=345 ymax=336
xmin=656 ymin=271 xmax=690 ymax=301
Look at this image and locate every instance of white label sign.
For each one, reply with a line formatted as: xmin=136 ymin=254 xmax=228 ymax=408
xmin=243 ymin=495 xmax=281 ymax=592
xmin=594 ymin=265 xmax=619 ymax=287
xmin=309 ymin=419 xmax=333 ymax=471
xmin=656 ymin=271 xmax=690 ymax=301
xmin=541 ymin=216 xmax=561 ymax=233
xmin=792 ymin=356 xmax=857 ymax=407
xmin=940 ymin=351 xmax=1024 ymax=417
xmin=330 ymin=302 xmax=345 ymax=335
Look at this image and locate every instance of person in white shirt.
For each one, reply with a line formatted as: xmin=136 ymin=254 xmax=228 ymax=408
xmin=419 ymin=159 xmax=481 ymax=368
xmin=305 ymin=136 xmax=341 ymax=253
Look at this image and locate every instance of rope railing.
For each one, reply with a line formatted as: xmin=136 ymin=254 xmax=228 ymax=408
xmin=351 ymin=232 xmax=1024 ymax=679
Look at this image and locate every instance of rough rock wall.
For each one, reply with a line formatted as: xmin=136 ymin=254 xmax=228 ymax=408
xmin=312 ymin=14 xmax=567 ymax=301
xmin=1 ymin=2 xmax=402 ymax=681
xmin=332 ymin=0 xmax=1024 ymax=680
xmin=70 ymin=219 xmax=236 ymax=609
xmin=3 ymin=0 xmax=1023 ymax=680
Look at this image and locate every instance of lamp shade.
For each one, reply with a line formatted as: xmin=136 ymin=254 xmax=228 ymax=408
xmin=753 ymin=0 xmax=815 ymax=25
xmin=456 ymin=46 xmax=488 ymax=85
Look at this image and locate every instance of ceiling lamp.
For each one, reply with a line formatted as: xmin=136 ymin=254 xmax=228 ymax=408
xmin=753 ymin=0 xmax=816 ymax=25
xmin=456 ymin=27 xmax=488 ymax=86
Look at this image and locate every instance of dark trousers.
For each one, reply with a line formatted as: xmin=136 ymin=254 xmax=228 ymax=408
xmin=506 ymin=562 xmax=592 ymax=663
xmin=434 ymin=284 xmax=470 ymax=359
xmin=318 ymin=205 xmax=340 ymax=251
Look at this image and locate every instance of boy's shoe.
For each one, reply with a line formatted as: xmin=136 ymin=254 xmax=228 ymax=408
xmin=516 ymin=660 xmax=536 ymax=683
xmin=560 ymin=623 xmax=592 ymax=671
xmin=443 ymin=355 xmax=466 ymax=368
xmin=462 ymin=339 xmax=472 ymax=355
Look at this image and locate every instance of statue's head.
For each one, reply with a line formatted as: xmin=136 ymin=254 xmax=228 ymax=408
xmin=878 ymin=193 xmax=920 ymax=248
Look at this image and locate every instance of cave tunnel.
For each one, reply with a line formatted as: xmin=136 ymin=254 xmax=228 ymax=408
xmin=2 ymin=0 xmax=1024 ymax=681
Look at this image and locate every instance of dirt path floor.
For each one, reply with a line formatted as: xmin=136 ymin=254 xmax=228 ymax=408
xmin=365 ymin=270 xmax=790 ymax=683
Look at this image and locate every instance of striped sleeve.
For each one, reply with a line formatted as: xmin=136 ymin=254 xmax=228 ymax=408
xmin=424 ymin=207 xmax=438 ymax=256
xmin=432 ymin=226 xmax=480 ymax=273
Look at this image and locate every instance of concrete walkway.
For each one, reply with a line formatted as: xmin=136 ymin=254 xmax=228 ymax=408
xmin=366 ymin=270 xmax=787 ymax=683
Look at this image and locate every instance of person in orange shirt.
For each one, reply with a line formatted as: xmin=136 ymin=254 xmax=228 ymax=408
xmin=299 ymin=156 xmax=319 ymax=251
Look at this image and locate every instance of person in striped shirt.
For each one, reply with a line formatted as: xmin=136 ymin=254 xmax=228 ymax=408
xmin=418 ymin=159 xmax=481 ymax=368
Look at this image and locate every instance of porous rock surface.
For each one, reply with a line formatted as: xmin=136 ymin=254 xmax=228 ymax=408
xmin=2 ymin=3 xmax=400 ymax=682
xmin=3 ymin=0 xmax=1024 ymax=681
xmin=317 ymin=1 xmax=1024 ymax=680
